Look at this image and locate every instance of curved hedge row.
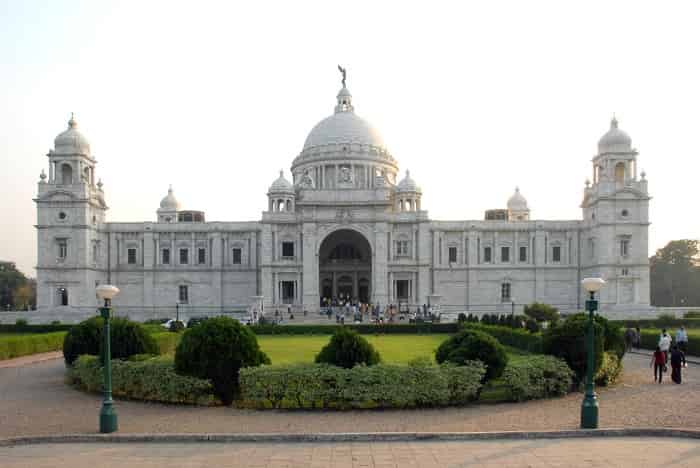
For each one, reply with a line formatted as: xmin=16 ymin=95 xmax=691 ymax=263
xmin=67 ymin=355 xmax=217 ymax=405
xmin=239 ymin=361 xmax=486 ymax=409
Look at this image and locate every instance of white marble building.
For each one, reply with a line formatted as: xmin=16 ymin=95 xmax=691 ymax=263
xmin=35 ymin=79 xmax=651 ymax=322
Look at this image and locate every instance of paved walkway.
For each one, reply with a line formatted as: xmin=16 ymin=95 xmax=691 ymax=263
xmin=1 ymin=353 xmax=698 ymax=438
xmin=2 ymin=437 xmax=699 ymax=467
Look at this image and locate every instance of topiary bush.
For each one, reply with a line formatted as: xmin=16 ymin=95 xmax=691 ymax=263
xmin=435 ymin=329 xmax=508 ymax=381
xmin=457 ymin=313 xmax=467 ymax=323
xmin=524 ymin=302 xmax=560 ymax=324
xmin=174 ymin=316 xmax=270 ymax=405
xmin=62 ymin=317 xmax=158 ymax=366
xmin=543 ymin=314 xmax=604 ymax=384
xmin=315 ymin=327 xmax=381 ymax=368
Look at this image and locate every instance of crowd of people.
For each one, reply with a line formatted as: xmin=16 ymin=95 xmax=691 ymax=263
xmin=319 ymin=297 xmax=440 ymax=324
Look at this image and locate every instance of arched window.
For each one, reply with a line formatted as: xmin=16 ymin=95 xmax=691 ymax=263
xmin=57 ymin=287 xmax=68 ymax=306
xmin=614 ymin=162 xmax=625 ymax=183
xmin=61 ymin=163 xmax=73 ymax=185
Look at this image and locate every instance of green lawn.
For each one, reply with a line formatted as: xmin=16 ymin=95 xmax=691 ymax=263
xmin=257 ymin=334 xmax=449 ymax=365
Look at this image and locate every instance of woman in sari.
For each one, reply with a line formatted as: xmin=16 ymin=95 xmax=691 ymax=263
xmin=670 ymin=345 xmax=687 ymax=384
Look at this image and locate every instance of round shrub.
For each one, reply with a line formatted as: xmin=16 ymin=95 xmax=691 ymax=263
xmin=63 ymin=317 xmax=158 ymax=366
xmin=457 ymin=313 xmax=467 ymax=323
xmin=524 ymin=302 xmax=560 ymax=324
xmin=174 ymin=316 xmax=270 ymax=405
xmin=315 ymin=328 xmax=381 ymax=368
xmin=543 ymin=314 xmax=604 ymax=384
xmin=435 ymin=329 xmax=508 ymax=381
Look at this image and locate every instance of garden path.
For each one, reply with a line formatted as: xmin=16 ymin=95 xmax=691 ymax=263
xmin=2 ymin=437 xmax=699 ymax=467
xmin=0 ymin=353 xmax=698 ymax=438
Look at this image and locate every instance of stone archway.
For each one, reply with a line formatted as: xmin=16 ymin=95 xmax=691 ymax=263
xmin=318 ymin=229 xmax=372 ymax=304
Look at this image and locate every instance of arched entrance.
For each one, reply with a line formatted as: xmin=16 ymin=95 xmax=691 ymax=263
xmin=319 ymin=229 xmax=372 ymax=304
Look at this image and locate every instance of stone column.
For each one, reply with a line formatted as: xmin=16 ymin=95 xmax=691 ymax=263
xmin=372 ymin=223 xmax=389 ymax=307
xmin=301 ymin=223 xmax=319 ymax=312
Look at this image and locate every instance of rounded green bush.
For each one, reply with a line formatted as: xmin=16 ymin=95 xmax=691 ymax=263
xmin=315 ymin=328 xmax=381 ymax=368
xmin=435 ymin=329 xmax=508 ymax=381
xmin=174 ymin=316 xmax=270 ymax=405
xmin=62 ymin=317 xmax=158 ymax=366
xmin=543 ymin=314 xmax=604 ymax=384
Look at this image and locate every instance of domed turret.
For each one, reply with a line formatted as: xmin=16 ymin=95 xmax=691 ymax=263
xmin=397 ymin=170 xmax=421 ymax=193
xmin=157 ymin=185 xmax=181 ymax=222
xmin=395 ymin=170 xmax=422 ymax=212
xmin=507 ymin=187 xmax=530 ymax=221
xmin=267 ymin=170 xmax=295 ymax=213
xmin=53 ymin=114 xmax=91 ymax=156
xmin=598 ymin=117 xmax=632 ymax=154
xmin=268 ymin=170 xmax=295 ymax=194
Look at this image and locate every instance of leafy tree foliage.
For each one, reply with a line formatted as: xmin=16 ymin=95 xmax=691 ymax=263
xmin=0 ymin=262 xmax=35 ymax=310
xmin=650 ymin=239 xmax=700 ymax=306
xmin=524 ymin=302 xmax=560 ymax=323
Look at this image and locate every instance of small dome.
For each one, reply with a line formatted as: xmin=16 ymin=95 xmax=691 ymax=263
xmin=507 ymin=187 xmax=528 ymax=211
xmin=598 ymin=117 xmax=632 ymax=153
xmin=396 ymin=170 xmax=421 ymax=193
xmin=159 ymin=186 xmax=181 ymax=211
xmin=268 ymin=170 xmax=294 ymax=194
xmin=54 ymin=114 xmax=91 ymax=156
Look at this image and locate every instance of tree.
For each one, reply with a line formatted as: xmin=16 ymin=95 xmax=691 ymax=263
xmin=0 ymin=262 xmax=30 ymax=310
xmin=13 ymin=284 xmax=33 ymax=310
xmin=650 ymin=240 xmax=700 ymax=306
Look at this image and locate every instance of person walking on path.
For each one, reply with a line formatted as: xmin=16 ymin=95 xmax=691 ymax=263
xmin=651 ymin=346 xmax=665 ymax=383
xmin=659 ymin=329 xmax=672 ymax=364
xmin=676 ymin=326 xmax=688 ymax=353
xmin=635 ymin=326 xmax=641 ymax=350
xmin=670 ymin=345 xmax=687 ymax=384
xmin=625 ymin=328 xmax=638 ymax=352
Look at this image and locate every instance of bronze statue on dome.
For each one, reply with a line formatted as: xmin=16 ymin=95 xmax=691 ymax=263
xmin=337 ymin=65 xmax=347 ymax=88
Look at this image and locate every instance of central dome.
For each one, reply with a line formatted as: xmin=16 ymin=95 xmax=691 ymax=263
xmin=290 ymin=81 xmax=399 ymax=191
xmin=303 ymin=111 xmax=386 ymax=150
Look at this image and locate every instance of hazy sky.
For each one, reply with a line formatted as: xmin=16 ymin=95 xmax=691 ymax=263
xmin=1 ymin=0 xmax=699 ymax=276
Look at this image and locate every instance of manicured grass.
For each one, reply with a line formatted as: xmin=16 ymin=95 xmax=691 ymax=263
xmin=257 ymin=334 xmax=450 ymax=365
xmin=0 ymin=332 xmax=66 ymax=360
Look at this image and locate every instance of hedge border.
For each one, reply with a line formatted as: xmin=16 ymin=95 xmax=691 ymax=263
xmin=249 ymin=323 xmax=459 ymax=335
xmin=0 ymin=332 xmax=66 ymax=360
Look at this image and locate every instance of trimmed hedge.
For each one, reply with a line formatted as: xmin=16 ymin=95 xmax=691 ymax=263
xmin=462 ymin=323 xmax=544 ymax=353
xmin=239 ymin=361 xmax=485 ymax=409
xmin=637 ymin=329 xmax=700 ymax=356
xmin=611 ymin=318 xmax=700 ymax=329
xmin=543 ymin=315 xmax=605 ymax=384
xmin=249 ymin=323 xmax=459 ymax=335
xmin=0 ymin=324 xmax=73 ymax=333
xmin=0 ymin=332 xmax=66 ymax=360
xmin=67 ymin=355 xmax=217 ymax=405
xmin=501 ymin=356 xmax=574 ymax=401
xmin=595 ymin=351 xmax=623 ymax=386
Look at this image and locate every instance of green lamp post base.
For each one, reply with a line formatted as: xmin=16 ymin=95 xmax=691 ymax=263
xmin=580 ymin=393 xmax=599 ymax=429
xmin=99 ymin=402 xmax=118 ymax=433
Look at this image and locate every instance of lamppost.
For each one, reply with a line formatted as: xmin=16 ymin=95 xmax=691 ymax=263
xmin=580 ymin=277 xmax=605 ymax=429
xmin=511 ymin=297 xmax=516 ymax=316
xmin=96 ymin=284 xmax=120 ymax=433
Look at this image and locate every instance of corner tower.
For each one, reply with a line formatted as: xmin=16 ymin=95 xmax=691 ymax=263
xmin=581 ymin=117 xmax=651 ymax=312
xmin=35 ymin=115 xmax=108 ymax=317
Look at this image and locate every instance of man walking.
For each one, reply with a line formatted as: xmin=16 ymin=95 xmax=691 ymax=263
xmin=676 ymin=326 xmax=688 ymax=353
xmin=659 ymin=329 xmax=672 ymax=364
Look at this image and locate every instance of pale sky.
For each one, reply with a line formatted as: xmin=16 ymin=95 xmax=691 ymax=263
xmin=1 ymin=0 xmax=699 ymax=276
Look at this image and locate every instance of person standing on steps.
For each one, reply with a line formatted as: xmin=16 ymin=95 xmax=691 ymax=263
xmin=651 ymin=346 xmax=665 ymax=383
